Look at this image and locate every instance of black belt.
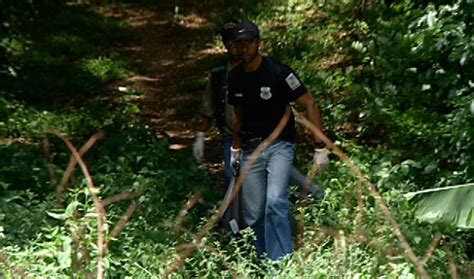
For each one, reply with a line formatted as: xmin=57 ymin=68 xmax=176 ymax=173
xmin=242 ymin=137 xmax=264 ymax=151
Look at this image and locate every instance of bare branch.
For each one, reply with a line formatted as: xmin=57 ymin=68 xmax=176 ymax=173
xmin=199 ymin=243 xmax=238 ymax=279
xmin=102 ymin=190 xmax=145 ymax=207
xmin=421 ymin=233 xmax=442 ymax=265
xmin=0 ymin=249 xmax=28 ymax=277
xmin=163 ymin=107 xmax=292 ymax=278
xmin=42 ymin=137 xmax=59 ymax=187
xmin=294 ymin=113 xmax=430 ymax=279
xmin=56 ymin=131 xmax=105 ymax=206
xmin=109 ymin=200 xmax=139 ymax=239
xmin=444 ymin=240 xmax=458 ymax=279
xmin=172 ymin=225 xmax=238 ymax=279
xmin=173 ymin=192 xmax=203 ymax=230
xmin=48 ymin=130 xmax=107 ymax=279
xmin=355 ymin=180 xmax=367 ymax=236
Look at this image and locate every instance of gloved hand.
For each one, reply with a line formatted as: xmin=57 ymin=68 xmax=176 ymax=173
xmin=308 ymin=182 xmax=325 ymax=203
xmin=313 ymin=148 xmax=330 ymax=171
xmin=192 ymin=132 xmax=205 ymax=162
xmin=230 ymin=147 xmax=241 ymax=175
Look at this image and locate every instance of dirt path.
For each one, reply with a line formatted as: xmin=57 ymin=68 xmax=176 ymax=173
xmin=98 ymin=2 xmax=226 ymax=177
xmin=121 ymin=3 xmax=212 ymax=139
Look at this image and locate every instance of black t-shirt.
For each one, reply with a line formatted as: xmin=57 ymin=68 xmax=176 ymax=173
xmin=228 ymin=57 xmax=306 ymax=142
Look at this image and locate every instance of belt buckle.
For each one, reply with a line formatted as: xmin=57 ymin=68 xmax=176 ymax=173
xmin=250 ymin=137 xmax=262 ymax=144
xmin=244 ymin=137 xmax=262 ymax=150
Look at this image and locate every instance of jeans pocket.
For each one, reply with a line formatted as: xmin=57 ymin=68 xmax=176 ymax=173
xmin=275 ymin=141 xmax=295 ymax=159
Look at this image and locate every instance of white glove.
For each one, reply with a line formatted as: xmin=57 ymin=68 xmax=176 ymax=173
xmin=230 ymin=147 xmax=241 ymax=175
xmin=313 ymin=148 xmax=329 ymax=171
xmin=193 ymin=132 xmax=205 ymax=162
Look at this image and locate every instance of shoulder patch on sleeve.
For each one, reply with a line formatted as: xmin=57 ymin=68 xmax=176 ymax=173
xmin=285 ymin=73 xmax=302 ymax=91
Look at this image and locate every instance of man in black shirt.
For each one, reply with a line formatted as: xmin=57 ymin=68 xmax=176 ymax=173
xmin=228 ymin=20 xmax=327 ymax=260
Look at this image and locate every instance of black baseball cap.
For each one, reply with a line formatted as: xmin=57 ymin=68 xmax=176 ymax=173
xmin=220 ymin=20 xmax=238 ymax=43
xmin=234 ymin=20 xmax=260 ymax=41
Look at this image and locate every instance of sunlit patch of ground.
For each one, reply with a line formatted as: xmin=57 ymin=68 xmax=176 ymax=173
xmin=95 ymin=2 xmax=226 ymax=185
xmin=178 ymin=13 xmax=212 ymax=29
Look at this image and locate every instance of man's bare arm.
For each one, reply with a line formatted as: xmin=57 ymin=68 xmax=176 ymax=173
xmin=295 ymin=92 xmax=323 ymax=132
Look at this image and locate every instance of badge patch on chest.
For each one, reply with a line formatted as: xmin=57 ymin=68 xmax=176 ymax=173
xmin=285 ymin=73 xmax=301 ymax=91
xmin=260 ymin=87 xmax=272 ymax=100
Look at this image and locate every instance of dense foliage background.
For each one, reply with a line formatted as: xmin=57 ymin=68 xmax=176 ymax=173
xmin=1 ymin=0 xmax=472 ymax=277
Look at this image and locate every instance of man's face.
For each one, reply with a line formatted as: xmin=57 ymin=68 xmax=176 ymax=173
xmin=236 ymin=39 xmax=259 ymax=63
xmin=224 ymin=40 xmax=239 ymax=62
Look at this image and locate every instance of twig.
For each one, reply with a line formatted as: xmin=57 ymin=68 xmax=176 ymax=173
xmin=0 ymin=249 xmax=28 ymax=277
xmin=170 ymin=224 xmax=238 ymax=278
xmin=42 ymin=137 xmax=59 ymax=187
xmin=366 ymin=222 xmax=402 ymax=260
xmin=177 ymin=241 xmax=238 ymax=279
xmin=301 ymin=224 xmax=346 ymax=259
xmin=172 ymin=223 xmax=238 ymax=279
xmin=366 ymin=180 xmax=430 ymax=277
xmin=48 ymin=130 xmax=107 ymax=279
xmin=133 ymin=262 xmax=154 ymax=277
xmin=444 ymin=240 xmax=458 ymax=279
xmin=306 ymin=227 xmax=329 ymax=248
xmin=70 ymin=211 xmax=88 ymax=272
xmin=163 ymin=107 xmax=291 ymax=278
xmin=102 ymin=190 xmax=145 ymax=207
xmin=109 ymin=200 xmax=139 ymax=240
xmin=421 ymin=233 xmax=442 ymax=265
xmin=355 ymin=180 xmax=366 ymax=236
xmin=55 ymin=131 xmax=105 ymax=206
xmin=294 ymin=107 xmax=329 ymax=249
xmin=294 ymin=113 xmax=430 ymax=279
xmin=173 ymin=192 xmax=203 ymax=229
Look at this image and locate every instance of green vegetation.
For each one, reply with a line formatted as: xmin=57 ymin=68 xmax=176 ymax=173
xmin=1 ymin=0 xmax=473 ymax=278
xmin=407 ymin=183 xmax=474 ymax=229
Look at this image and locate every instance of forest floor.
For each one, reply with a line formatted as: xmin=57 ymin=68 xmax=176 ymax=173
xmin=96 ymin=2 xmax=227 ymax=187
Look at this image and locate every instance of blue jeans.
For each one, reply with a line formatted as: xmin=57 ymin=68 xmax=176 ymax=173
xmin=240 ymin=140 xmax=295 ymax=260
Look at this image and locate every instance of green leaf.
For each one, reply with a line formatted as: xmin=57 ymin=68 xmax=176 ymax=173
xmin=406 ymin=183 xmax=474 ymax=229
xmin=64 ymin=201 xmax=79 ymax=219
xmin=46 ymin=211 xmax=66 ymax=220
xmin=46 ymin=201 xmax=79 ymax=221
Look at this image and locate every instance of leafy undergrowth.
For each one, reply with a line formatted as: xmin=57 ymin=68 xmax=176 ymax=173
xmin=0 ymin=121 xmax=219 ymax=277
xmin=1 ymin=0 xmax=473 ymax=278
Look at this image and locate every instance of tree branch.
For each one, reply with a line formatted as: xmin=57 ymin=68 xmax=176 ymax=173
xmin=48 ymin=130 xmax=107 ymax=279
xmin=163 ymin=107 xmax=291 ymax=278
xmin=173 ymin=192 xmax=203 ymax=230
xmin=109 ymin=200 xmax=139 ymax=240
xmin=294 ymin=112 xmax=430 ymax=279
xmin=421 ymin=233 xmax=442 ymax=265
xmin=102 ymin=190 xmax=145 ymax=207
xmin=55 ymin=131 xmax=105 ymax=206
xmin=42 ymin=137 xmax=59 ymax=187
